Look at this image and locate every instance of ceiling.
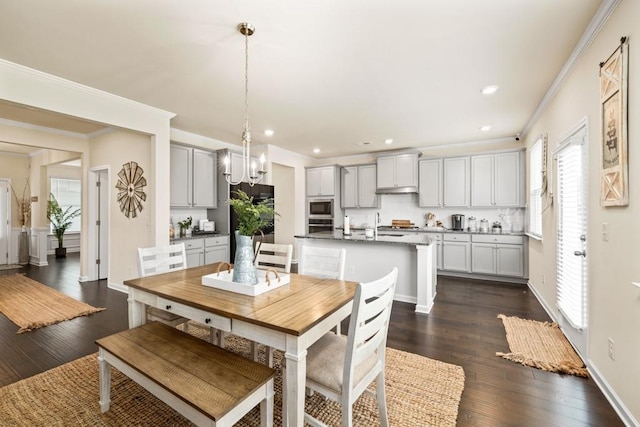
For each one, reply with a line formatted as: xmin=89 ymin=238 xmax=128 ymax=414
xmin=0 ymin=0 xmax=603 ymax=158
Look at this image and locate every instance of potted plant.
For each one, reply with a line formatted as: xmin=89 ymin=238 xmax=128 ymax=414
xmin=46 ymin=193 xmax=81 ymax=258
xmin=177 ymin=216 xmax=193 ymax=238
xmin=228 ymin=190 xmax=277 ymax=284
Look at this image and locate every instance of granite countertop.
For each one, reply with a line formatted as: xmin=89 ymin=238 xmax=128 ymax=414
xmin=171 ymin=231 xmax=229 ymax=242
xmin=295 ymin=230 xmax=436 ymax=246
xmin=349 ymin=226 xmax=526 ymax=237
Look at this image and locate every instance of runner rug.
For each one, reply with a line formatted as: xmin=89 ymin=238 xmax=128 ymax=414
xmin=496 ymin=314 xmax=588 ymax=378
xmin=0 ymin=334 xmax=465 ymax=426
xmin=0 ymin=274 xmax=105 ymax=333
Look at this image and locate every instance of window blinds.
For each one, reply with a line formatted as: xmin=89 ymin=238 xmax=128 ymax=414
xmin=556 ymin=140 xmax=587 ymax=329
xmin=528 ymin=139 xmax=543 ymax=238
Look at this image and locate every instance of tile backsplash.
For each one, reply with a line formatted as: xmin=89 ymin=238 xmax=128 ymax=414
xmin=344 ymin=194 xmax=524 ymax=232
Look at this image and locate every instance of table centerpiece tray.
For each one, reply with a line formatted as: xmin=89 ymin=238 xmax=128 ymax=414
xmin=202 ymin=264 xmax=290 ymax=296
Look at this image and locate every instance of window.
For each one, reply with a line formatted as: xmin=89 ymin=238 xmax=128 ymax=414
xmin=50 ymin=178 xmax=81 ymax=233
xmin=528 ymin=138 xmax=543 ymax=239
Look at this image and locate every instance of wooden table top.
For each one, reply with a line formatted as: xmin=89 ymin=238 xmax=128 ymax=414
xmin=124 ymin=264 xmax=358 ymax=336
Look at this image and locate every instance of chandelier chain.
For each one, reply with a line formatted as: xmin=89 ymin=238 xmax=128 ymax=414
xmin=223 ymin=22 xmax=266 ymax=187
xmin=244 ymin=26 xmax=250 ymax=136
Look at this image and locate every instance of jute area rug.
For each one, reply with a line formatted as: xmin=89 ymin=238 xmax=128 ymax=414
xmin=0 ymin=274 xmax=105 ymax=333
xmin=0 ymin=330 xmax=465 ymax=426
xmin=496 ymin=314 xmax=588 ymax=378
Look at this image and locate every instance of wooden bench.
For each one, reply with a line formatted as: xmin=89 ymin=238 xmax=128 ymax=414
xmin=96 ymin=321 xmax=275 ymax=427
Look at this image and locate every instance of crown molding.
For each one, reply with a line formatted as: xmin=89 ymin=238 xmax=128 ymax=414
xmin=0 ymin=117 xmax=89 ymax=139
xmin=0 ymin=59 xmax=176 ymax=121
xmin=522 ymin=0 xmax=621 ymax=136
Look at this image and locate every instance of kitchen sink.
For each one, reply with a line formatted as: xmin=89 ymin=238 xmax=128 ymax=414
xmin=376 ymin=233 xmax=406 ymax=237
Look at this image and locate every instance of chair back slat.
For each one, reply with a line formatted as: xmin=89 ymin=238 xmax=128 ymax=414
xmin=298 ymin=246 xmax=346 ymax=280
xmin=254 ymin=242 xmax=293 ymax=273
xmin=137 ymin=243 xmax=187 ymax=277
xmin=344 ymin=267 xmax=397 ymax=390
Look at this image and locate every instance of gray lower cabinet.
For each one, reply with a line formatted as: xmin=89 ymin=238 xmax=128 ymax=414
xmin=205 ymin=235 xmax=229 ymax=264
xmin=184 ymin=238 xmax=205 ymax=267
xmin=183 ymin=236 xmax=230 ymax=268
xmin=471 ymin=234 xmax=524 ymax=277
xmin=442 ymin=233 xmax=471 ymax=272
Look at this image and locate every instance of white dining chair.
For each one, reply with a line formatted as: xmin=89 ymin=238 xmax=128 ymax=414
xmin=254 ymin=242 xmax=293 ymax=273
xmin=282 ymin=267 xmax=398 ymax=427
xmin=137 ymin=243 xmax=216 ymax=343
xmin=225 ymin=241 xmax=294 ymax=365
xmin=298 ymin=245 xmax=347 ymax=334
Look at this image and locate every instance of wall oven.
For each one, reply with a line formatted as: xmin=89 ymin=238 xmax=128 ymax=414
xmin=307 ymin=199 xmax=334 ymax=234
xmin=308 ymin=217 xmax=334 ymax=234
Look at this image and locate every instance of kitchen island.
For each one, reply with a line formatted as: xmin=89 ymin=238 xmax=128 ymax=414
xmin=295 ymin=230 xmax=437 ymax=314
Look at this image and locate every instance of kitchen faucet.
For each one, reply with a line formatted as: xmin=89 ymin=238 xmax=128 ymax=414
xmin=374 ymin=212 xmax=380 ymax=237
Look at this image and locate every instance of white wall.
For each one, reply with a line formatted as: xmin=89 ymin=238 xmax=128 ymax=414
xmin=525 ymin=0 xmax=639 ymax=422
xmin=89 ymin=129 xmax=154 ymax=288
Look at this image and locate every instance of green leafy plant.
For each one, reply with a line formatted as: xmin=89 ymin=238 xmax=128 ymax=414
xmin=228 ymin=190 xmax=277 ymax=236
xmin=46 ymin=193 xmax=81 ymax=249
xmin=177 ymin=216 xmax=192 ymax=231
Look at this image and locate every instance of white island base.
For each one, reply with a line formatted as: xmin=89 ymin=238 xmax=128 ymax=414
xmin=295 ymin=236 xmax=437 ymax=314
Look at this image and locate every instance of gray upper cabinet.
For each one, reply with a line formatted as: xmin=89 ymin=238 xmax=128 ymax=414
xmin=443 ymin=156 xmax=470 ymax=206
xmin=170 ymin=145 xmax=192 ymax=207
xmin=341 ymin=164 xmax=379 ymax=208
xmin=306 ymin=166 xmax=336 ymax=197
xmin=170 ymin=144 xmax=217 ymax=208
xmin=418 ymin=158 xmax=443 ymax=207
xmin=471 ymin=150 xmax=523 ymax=207
xmin=193 ymin=149 xmax=217 ymax=208
xmin=376 ymin=153 xmax=419 ymax=190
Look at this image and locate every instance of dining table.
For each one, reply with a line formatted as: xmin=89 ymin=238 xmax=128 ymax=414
xmin=124 ymin=263 xmax=358 ymax=427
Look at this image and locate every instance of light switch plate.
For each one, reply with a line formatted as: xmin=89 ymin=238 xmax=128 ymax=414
xmin=602 ymin=223 xmax=608 ymax=242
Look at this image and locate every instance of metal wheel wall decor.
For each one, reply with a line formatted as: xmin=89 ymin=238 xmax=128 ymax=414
xmin=116 ymin=161 xmax=147 ymax=218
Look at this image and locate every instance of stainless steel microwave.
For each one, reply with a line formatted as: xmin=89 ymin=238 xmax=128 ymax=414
xmin=308 ymin=199 xmax=333 ymax=217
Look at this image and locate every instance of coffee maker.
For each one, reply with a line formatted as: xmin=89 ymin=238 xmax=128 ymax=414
xmin=451 ymin=214 xmax=465 ymax=231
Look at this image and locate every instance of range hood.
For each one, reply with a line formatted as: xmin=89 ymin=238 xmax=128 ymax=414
xmin=375 ymin=186 xmax=419 ymax=194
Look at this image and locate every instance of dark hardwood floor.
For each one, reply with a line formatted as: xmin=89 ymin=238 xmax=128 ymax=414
xmin=0 ymin=256 xmax=623 ymax=426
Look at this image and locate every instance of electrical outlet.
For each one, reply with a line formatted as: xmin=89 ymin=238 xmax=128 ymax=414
xmin=602 ymin=223 xmax=609 ymax=242
xmin=348 ymin=265 xmax=355 ymax=275
xmin=542 ymin=274 xmax=545 ymax=285
xmin=608 ymin=337 xmax=615 ymax=360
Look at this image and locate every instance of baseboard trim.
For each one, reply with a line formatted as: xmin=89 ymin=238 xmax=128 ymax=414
xmin=440 ymin=271 xmax=528 ymax=284
xmin=527 ymin=280 xmax=637 ymax=427
xmin=108 ymin=282 xmax=128 ymax=294
xmin=526 ymin=280 xmax=558 ymax=322
xmin=588 ymin=362 xmax=637 ymax=426
xmin=29 ymin=259 xmax=48 ymax=267
xmin=78 ymin=275 xmax=90 ymax=282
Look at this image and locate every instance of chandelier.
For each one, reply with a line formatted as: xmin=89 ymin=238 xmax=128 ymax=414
xmin=223 ymin=22 xmax=266 ymax=186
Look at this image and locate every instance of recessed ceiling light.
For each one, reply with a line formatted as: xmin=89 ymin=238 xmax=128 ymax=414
xmin=481 ymin=85 xmax=499 ymax=95
xmin=480 ymin=125 xmax=492 ymax=132
xmin=264 ymin=129 xmax=274 ymax=136
xmin=384 ymin=139 xmax=394 ymax=145
xmin=313 ymin=148 xmax=320 ymax=154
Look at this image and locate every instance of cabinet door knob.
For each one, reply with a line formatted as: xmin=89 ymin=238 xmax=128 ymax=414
xmin=205 ymin=318 xmax=211 ymax=324
xmin=165 ymin=304 xmax=172 ymax=310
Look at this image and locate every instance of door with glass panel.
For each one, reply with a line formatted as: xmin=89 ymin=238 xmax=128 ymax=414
xmin=555 ymin=124 xmax=588 ymax=358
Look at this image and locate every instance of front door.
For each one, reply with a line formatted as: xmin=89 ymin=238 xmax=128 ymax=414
xmin=555 ymin=123 xmax=588 ymax=358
